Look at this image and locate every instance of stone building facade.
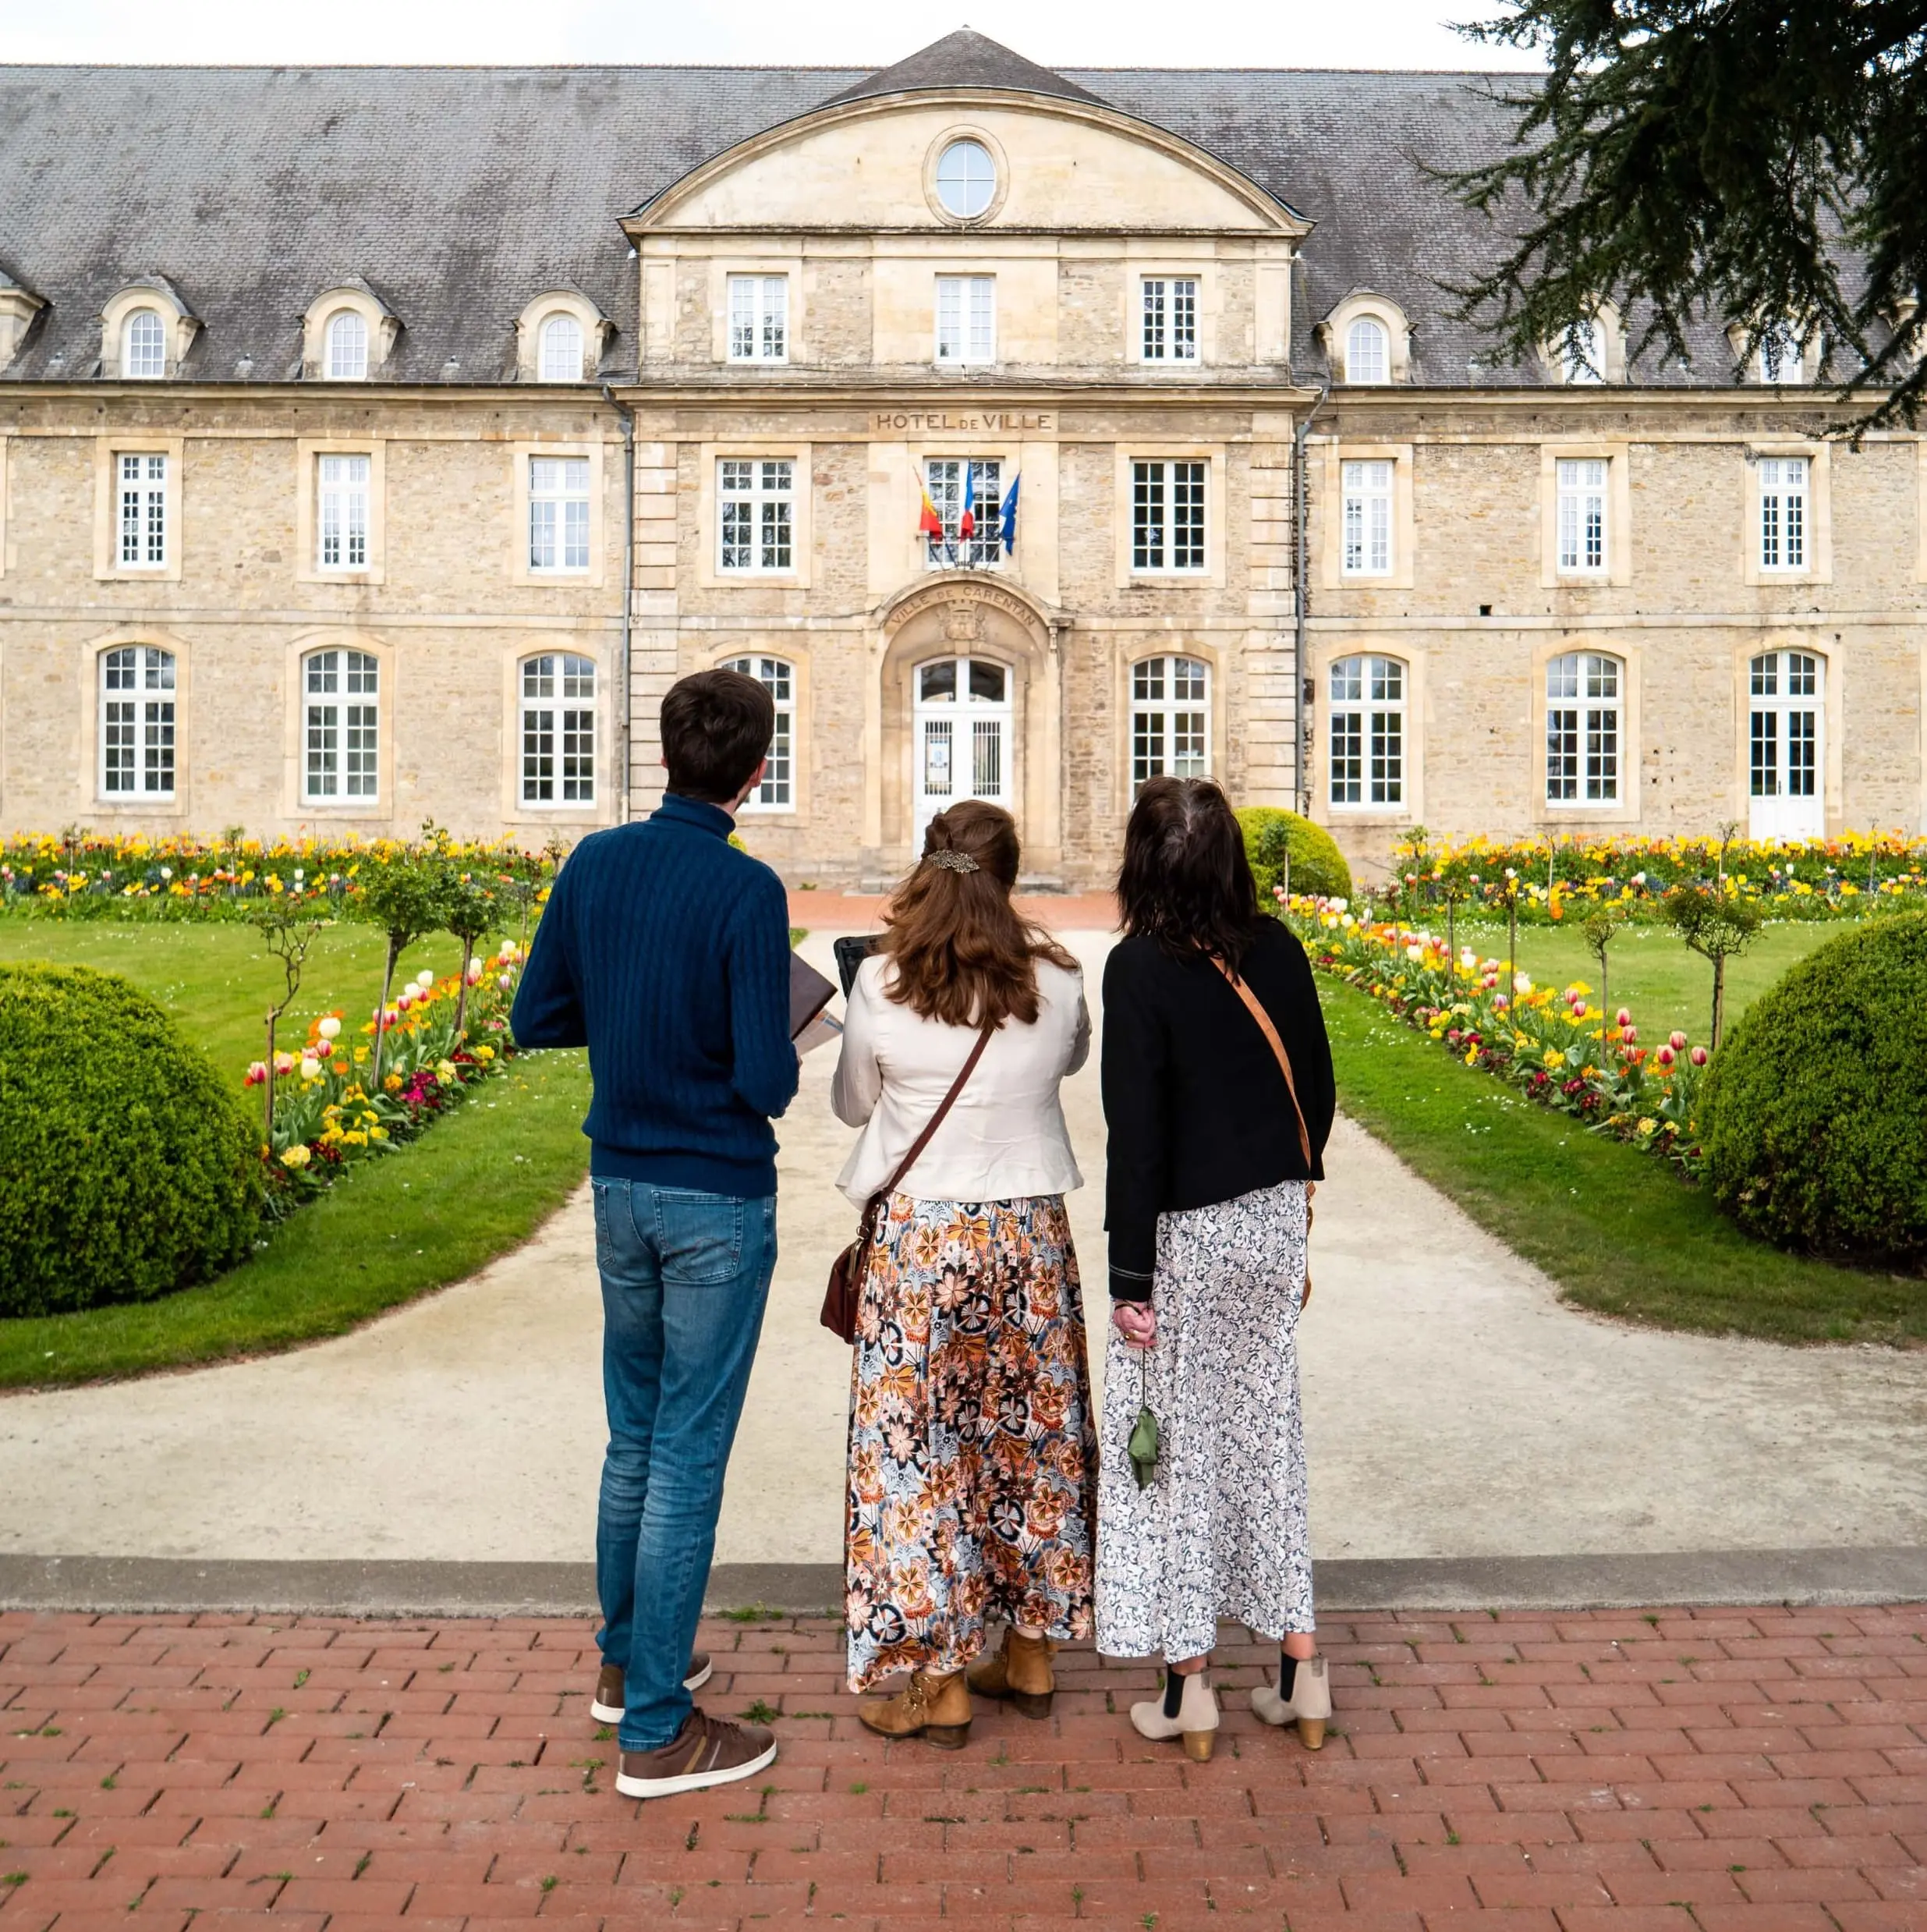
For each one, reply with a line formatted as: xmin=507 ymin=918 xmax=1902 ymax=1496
xmin=0 ymin=34 xmax=1920 ymax=886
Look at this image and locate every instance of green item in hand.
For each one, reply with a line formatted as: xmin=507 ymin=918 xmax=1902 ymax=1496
xmin=1127 ymin=1350 xmax=1159 ymax=1490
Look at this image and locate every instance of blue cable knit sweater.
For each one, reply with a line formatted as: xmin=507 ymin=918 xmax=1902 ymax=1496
xmin=509 ymin=793 xmax=799 ymax=1198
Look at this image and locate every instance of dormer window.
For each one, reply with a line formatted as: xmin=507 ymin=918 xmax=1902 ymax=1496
xmin=1561 ymin=317 xmax=1605 ymax=385
xmin=539 ymin=313 xmax=584 ymax=382
xmin=1757 ymin=323 xmax=1811 ymax=385
xmin=123 ymin=310 xmax=166 ymax=379
xmin=1345 ymin=317 xmax=1388 ymax=384
xmin=327 ymin=310 xmax=368 ymax=381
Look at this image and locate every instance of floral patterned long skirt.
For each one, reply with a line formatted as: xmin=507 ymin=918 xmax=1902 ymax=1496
xmin=845 ymin=1192 xmax=1098 ymax=1693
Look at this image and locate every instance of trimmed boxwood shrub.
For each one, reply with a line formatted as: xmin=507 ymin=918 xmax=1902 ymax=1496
xmin=1236 ymin=806 xmax=1354 ymax=905
xmin=1699 ymin=913 xmax=1927 ymax=1262
xmin=0 ymin=962 xmax=259 ymax=1317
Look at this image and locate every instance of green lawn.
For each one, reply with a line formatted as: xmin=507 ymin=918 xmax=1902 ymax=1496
xmin=1440 ymin=916 xmax=1836 ymax=1045
xmin=0 ymin=916 xmax=590 ymax=1388
xmin=1320 ymin=975 xmax=1923 ymax=1347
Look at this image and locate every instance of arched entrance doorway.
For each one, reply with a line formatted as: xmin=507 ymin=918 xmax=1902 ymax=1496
xmin=912 ymin=653 xmax=1012 ymax=845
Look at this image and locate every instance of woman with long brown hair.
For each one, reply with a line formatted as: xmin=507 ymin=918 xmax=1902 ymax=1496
xmin=832 ymin=799 xmax=1097 ymax=1746
xmin=1096 ymin=776 xmax=1337 ymax=1759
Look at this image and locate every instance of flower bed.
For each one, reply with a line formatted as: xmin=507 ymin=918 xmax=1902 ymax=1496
xmin=1 ymin=831 xmax=549 ymax=919
xmin=248 ymin=940 xmax=526 ymax=1215
xmin=1281 ymin=895 xmax=1711 ymax=1172
xmin=1382 ymin=831 xmax=1927 ymax=926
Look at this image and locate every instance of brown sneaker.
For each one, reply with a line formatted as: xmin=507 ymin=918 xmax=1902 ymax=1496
xmin=857 ymin=1668 xmax=971 ymax=1749
xmin=591 ymin=1652 xmax=713 ymax=1724
xmin=967 ymin=1626 xmax=1056 ymax=1719
xmin=615 ymin=1707 xmax=776 ymax=1798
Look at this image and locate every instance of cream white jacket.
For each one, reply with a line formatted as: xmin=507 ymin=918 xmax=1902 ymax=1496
xmin=831 ymin=953 xmax=1090 ymax=1206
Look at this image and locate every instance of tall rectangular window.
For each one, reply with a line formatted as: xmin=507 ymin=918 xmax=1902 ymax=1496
xmin=1759 ymin=456 xmax=1808 ymax=571
xmin=935 ymin=276 xmax=995 ymax=364
xmin=1546 ymin=651 xmax=1622 ymax=803
xmin=520 ymin=654 xmax=596 ymax=805
xmin=1556 ymin=459 xmax=1608 ymax=574
xmin=1328 ymin=654 xmax=1405 ymax=806
xmin=529 ymin=457 xmax=590 ymax=574
xmin=304 ymin=648 xmax=380 ymax=802
xmin=317 ymin=454 xmax=370 ymax=570
xmin=923 ymin=458 xmax=1002 ymax=568
xmin=1132 ymin=460 xmax=1206 ymax=572
xmin=728 ymin=275 xmax=788 ymax=363
xmin=118 ymin=452 xmax=168 ymax=568
xmin=1341 ymin=460 xmax=1394 ymax=577
xmin=1131 ymin=655 xmax=1210 ymax=791
xmin=100 ymin=645 xmax=176 ymax=798
xmin=723 ymin=655 xmax=795 ymax=808
xmin=1141 ymin=278 xmax=1199 ymax=362
xmin=718 ymin=459 xmax=794 ymax=573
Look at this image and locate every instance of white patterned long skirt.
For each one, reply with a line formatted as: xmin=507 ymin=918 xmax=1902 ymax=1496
xmin=1095 ymin=1177 xmax=1313 ymax=1661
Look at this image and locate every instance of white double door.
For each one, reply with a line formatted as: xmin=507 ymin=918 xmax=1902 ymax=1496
xmin=1748 ymin=650 xmax=1825 ymax=841
xmin=913 ymin=654 xmax=1011 ymax=845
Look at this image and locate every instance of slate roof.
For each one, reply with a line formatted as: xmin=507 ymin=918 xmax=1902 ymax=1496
xmin=0 ymin=48 xmax=1735 ymax=388
xmin=819 ymin=27 xmax=1108 ymax=111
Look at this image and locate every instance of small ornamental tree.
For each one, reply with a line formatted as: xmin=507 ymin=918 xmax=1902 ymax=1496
xmin=251 ymin=902 xmax=323 ymax=1142
xmin=355 ymin=847 xmax=452 ymax=1085
xmin=1582 ymin=904 xmax=1623 ymax=1033
xmin=443 ymin=870 xmax=498 ymax=1038
xmin=1662 ymin=884 xmax=1762 ymax=1051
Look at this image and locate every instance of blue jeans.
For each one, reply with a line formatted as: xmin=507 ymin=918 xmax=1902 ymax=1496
xmin=591 ymin=1178 xmax=779 ymax=1752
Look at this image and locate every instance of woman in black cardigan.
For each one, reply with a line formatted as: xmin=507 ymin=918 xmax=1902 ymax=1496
xmin=1094 ymin=777 xmax=1337 ymax=1760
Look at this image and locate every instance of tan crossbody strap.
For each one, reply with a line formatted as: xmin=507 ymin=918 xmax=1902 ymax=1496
xmin=1212 ymin=957 xmax=1312 ymax=1168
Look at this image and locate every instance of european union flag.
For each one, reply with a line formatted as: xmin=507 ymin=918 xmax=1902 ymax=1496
xmin=1000 ymin=473 xmax=1020 ymax=555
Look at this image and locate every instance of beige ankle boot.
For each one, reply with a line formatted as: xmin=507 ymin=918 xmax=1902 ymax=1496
xmin=967 ymin=1626 xmax=1056 ymax=1718
xmin=1129 ymin=1668 xmax=1219 ymax=1761
xmin=857 ymin=1669 xmax=972 ymax=1749
xmin=1251 ymin=1651 xmax=1331 ymax=1749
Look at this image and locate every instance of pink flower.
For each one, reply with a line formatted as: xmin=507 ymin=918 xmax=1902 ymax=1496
xmin=1616 ymin=1007 xmax=1632 ymax=1028
xmin=497 ymin=972 xmax=512 ymax=991
xmin=466 ymin=961 xmax=484 ymax=984
xmin=1691 ymin=1046 xmax=1709 ymax=1066
xmin=1621 ymin=1024 xmax=1638 ymax=1045
xmin=244 ymin=1061 xmax=268 ymax=1087
xmin=1655 ymin=1044 xmax=1676 ymax=1068
xmin=1669 ymin=1030 xmax=1688 ymax=1051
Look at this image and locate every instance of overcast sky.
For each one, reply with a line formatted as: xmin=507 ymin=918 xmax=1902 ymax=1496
xmin=0 ymin=0 xmax=1539 ymax=69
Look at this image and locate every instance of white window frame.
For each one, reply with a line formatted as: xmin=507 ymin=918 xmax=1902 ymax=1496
xmin=717 ymin=459 xmax=795 ymax=575
xmin=99 ymin=645 xmax=176 ymax=799
xmin=923 ymin=457 xmax=1003 ymax=569
xmin=1130 ymin=654 xmax=1210 ymax=793
xmin=1341 ymin=459 xmax=1394 ymax=578
xmin=1328 ymin=654 xmax=1406 ymax=809
xmin=1758 ymin=456 xmax=1809 ymax=573
xmin=721 ymin=655 xmax=796 ymax=810
xmin=326 ymin=310 xmax=369 ymax=381
xmin=1748 ymin=650 xmax=1823 ymax=814
xmin=1545 ymin=651 xmax=1624 ymax=806
xmin=1756 ymin=324 xmax=1812 ymax=385
xmin=538 ymin=313 xmax=584 ymax=383
xmin=1560 ymin=317 xmax=1606 ymax=385
xmin=122 ymin=309 xmax=166 ymax=380
xmin=1555 ymin=458 xmax=1610 ymax=576
xmin=1140 ymin=278 xmax=1199 ymax=363
xmin=935 ymin=275 xmax=995 ymax=366
xmin=1344 ymin=317 xmax=1388 ymax=384
xmin=519 ymin=653 xmax=597 ymax=806
xmin=315 ymin=453 xmax=370 ymax=572
xmin=303 ymin=648 xmax=381 ymax=803
xmin=727 ymin=275 xmax=789 ymax=363
xmin=1130 ymin=459 xmax=1207 ymax=574
xmin=117 ymin=452 xmax=169 ymax=569
xmin=528 ymin=456 xmax=591 ymax=575
xmin=934 ymin=139 xmax=997 ymax=220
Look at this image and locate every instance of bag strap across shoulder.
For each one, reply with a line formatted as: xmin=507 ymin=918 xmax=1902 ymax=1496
xmin=874 ymin=1019 xmax=997 ymax=1203
xmin=1212 ymin=957 xmax=1313 ymax=1168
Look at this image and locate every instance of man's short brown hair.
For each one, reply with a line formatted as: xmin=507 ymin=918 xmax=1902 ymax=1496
xmin=660 ymin=669 xmax=775 ymax=803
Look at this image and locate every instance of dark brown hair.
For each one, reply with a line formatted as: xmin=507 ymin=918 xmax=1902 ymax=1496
xmin=660 ymin=668 xmax=775 ymax=803
xmin=881 ymin=801 xmax=1078 ymax=1028
xmin=1116 ymin=776 xmax=1263 ymax=970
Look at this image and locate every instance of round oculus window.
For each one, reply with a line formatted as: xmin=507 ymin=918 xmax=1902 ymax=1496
xmin=934 ymin=139 xmax=997 ymax=219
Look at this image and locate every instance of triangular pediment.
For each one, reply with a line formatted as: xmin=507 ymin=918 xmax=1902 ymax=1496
xmin=818 ymin=28 xmax=1108 ymax=110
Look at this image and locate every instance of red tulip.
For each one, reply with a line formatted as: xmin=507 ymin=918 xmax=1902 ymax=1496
xmin=1621 ymin=1025 xmax=1638 ymax=1045
xmin=1616 ymin=1007 xmax=1632 ymax=1027
xmin=1655 ymin=1044 xmax=1675 ymax=1067
xmin=1690 ymin=1046 xmax=1709 ymax=1066
xmin=1669 ymin=1030 xmax=1688 ymax=1051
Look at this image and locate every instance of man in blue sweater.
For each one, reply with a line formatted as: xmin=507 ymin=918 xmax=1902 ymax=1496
xmin=512 ymin=668 xmax=799 ymax=1799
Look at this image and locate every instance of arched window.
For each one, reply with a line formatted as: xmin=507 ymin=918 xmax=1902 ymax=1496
xmin=122 ymin=309 xmax=166 ymax=379
xmin=1546 ymin=651 xmax=1623 ymax=804
xmin=1328 ymin=654 xmax=1405 ymax=807
xmin=721 ymin=654 xmax=795 ymax=809
xmin=303 ymin=648 xmax=379 ymax=801
xmin=519 ymin=654 xmax=596 ymax=805
xmin=1748 ymin=650 xmax=1823 ymax=839
xmin=538 ymin=313 xmax=583 ymax=383
xmin=325 ymin=310 xmax=369 ymax=381
xmin=100 ymin=645 xmax=175 ymax=797
xmin=1131 ymin=654 xmax=1209 ymax=793
xmin=1344 ymin=317 xmax=1387 ymax=384
xmin=1560 ymin=316 xmax=1605 ymax=384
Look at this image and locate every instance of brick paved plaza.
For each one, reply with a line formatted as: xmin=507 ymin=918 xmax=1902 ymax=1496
xmin=2 ymin=1606 xmax=1922 ymax=1931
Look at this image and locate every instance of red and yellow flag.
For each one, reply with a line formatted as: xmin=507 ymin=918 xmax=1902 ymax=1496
xmin=918 ymin=487 xmax=944 ymax=539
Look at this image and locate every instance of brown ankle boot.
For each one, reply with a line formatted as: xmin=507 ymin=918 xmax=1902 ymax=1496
xmin=857 ymin=1669 xmax=971 ymax=1749
xmin=966 ymin=1627 xmax=1056 ymax=1718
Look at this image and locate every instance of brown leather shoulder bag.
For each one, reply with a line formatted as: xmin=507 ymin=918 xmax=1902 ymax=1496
xmin=820 ymin=1021 xmax=996 ymax=1345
